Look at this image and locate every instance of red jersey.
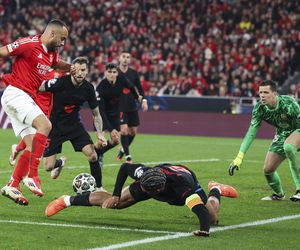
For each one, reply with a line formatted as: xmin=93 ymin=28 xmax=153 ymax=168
xmin=35 ymin=69 xmax=65 ymax=117
xmin=2 ymin=35 xmax=59 ymax=99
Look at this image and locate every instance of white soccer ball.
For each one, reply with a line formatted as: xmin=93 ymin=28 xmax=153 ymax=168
xmin=72 ymin=173 xmax=96 ymax=195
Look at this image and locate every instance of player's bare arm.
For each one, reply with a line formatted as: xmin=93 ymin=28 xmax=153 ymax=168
xmin=142 ymin=99 xmax=148 ymax=111
xmin=110 ymin=129 xmax=120 ymax=144
xmin=91 ymin=107 xmax=103 ymax=134
xmin=91 ymin=107 xmax=106 ymax=145
xmin=53 ymin=60 xmax=77 ymax=74
xmin=102 ymin=186 xmax=137 ymax=209
xmin=0 ymin=46 xmax=9 ymax=57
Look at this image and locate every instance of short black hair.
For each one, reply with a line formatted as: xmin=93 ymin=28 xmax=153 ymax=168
xmin=140 ymin=168 xmax=166 ymax=193
xmin=105 ymin=62 xmax=118 ymax=70
xmin=260 ymin=80 xmax=277 ymax=91
xmin=47 ymin=19 xmax=68 ymax=29
xmin=72 ymin=56 xmax=89 ymax=65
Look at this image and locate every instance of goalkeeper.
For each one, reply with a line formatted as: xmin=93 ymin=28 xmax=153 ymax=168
xmin=229 ymin=80 xmax=300 ymax=201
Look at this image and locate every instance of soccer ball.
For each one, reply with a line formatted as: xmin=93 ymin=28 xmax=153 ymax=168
xmin=72 ymin=173 xmax=96 ymax=195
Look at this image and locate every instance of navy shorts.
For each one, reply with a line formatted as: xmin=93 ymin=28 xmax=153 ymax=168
xmin=120 ymin=110 xmax=140 ymax=127
xmin=43 ymin=124 xmax=93 ymax=157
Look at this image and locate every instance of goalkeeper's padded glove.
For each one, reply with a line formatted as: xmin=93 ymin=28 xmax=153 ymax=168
xmin=229 ymin=152 xmax=244 ymax=176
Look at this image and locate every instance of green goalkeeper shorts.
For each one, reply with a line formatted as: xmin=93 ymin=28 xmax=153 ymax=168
xmin=269 ymin=129 xmax=300 ymax=155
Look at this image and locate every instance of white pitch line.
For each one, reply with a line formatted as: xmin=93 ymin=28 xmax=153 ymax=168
xmin=0 ymin=158 xmax=265 ymax=174
xmin=0 ymin=159 xmax=220 ymax=174
xmin=65 ymin=158 xmax=220 ymax=170
xmin=0 ymin=219 xmax=179 ymax=235
xmin=89 ymin=214 xmax=300 ymax=250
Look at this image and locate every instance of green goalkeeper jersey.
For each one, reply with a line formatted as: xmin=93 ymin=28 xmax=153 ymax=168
xmin=239 ymin=95 xmax=300 ymax=153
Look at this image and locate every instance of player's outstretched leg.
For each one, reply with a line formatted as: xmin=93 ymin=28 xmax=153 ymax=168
xmin=116 ymin=148 xmax=125 ymax=161
xmin=2 ymin=149 xmax=31 ymax=205
xmin=1 ymin=184 xmax=29 ymax=205
xmin=262 ymin=171 xmax=285 ymax=201
xmin=51 ymin=156 xmax=67 ymax=179
xmin=45 ymin=191 xmax=112 ymax=217
xmin=23 ymin=176 xmax=44 ymax=197
xmin=208 ymin=181 xmax=238 ymax=198
xmin=45 ymin=196 xmax=68 ymax=217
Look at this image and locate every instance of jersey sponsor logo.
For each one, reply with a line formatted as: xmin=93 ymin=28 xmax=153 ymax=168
xmin=38 ymin=53 xmax=43 ymax=59
xmin=64 ymin=104 xmax=76 ymax=113
xmin=37 ymin=62 xmax=51 ymax=75
xmin=161 ymin=165 xmax=192 ymax=176
xmin=168 ymin=166 xmax=191 ymax=174
xmin=134 ymin=166 xmax=144 ymax=178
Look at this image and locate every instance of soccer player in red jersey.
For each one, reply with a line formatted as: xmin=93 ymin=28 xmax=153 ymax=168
xmin=0 ymin=19 xmax=75 ymax=205
xmin=9 ymin=70 xmax=64 ymax=166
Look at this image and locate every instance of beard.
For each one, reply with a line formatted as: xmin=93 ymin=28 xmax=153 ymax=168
xmin=48 ymin=41 xmax=61 ymax=52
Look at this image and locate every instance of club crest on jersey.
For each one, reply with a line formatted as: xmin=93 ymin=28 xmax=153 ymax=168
xmin=280 ymin=114 xmax=288 ymax=121
xmin=38 ymin=53 xmax=43 ymax=59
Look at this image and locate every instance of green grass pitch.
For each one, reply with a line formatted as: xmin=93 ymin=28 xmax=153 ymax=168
xmin=0 ymin=128 xmax=299 ymax=249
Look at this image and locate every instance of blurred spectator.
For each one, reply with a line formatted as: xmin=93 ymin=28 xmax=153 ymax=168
xmin=0 ymin=0 xmax=299 ymax=96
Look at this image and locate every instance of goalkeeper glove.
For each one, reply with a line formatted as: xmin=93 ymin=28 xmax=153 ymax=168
xmin=229 ymin=152 xmax=244 ymax=176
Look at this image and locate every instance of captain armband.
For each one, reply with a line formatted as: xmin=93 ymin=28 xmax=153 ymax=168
xmin=185 ymin=193 xmax=203 ymax=210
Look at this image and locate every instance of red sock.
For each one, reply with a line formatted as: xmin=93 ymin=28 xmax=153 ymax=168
xmin=10 ymin=150 xmax=31 ymax=187
xmin=28 ymin=133 xmax=48 ymax=178
xmin=16 ymin=139 xmax=26 ymax=152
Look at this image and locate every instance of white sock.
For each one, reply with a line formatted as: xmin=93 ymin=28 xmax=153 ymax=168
xmin=63 ymin=195 xmax=71 ymax=207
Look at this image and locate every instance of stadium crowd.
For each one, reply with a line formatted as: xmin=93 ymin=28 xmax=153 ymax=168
xmin=0 ymin=0 xmax=299 ymax=97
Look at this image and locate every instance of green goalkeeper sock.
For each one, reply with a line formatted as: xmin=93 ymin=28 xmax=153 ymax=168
xmin=264 ymin=171 xmax=284 ymax=195
xmin=283 ymin=143 xmax=300 ymax=189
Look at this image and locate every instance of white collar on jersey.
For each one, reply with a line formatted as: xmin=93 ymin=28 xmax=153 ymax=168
xmin=41 ymin=43 xmax=48 ymax=53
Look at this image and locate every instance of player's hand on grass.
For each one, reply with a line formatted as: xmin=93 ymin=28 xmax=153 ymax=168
xmin=229 ymin=152 xmax=244 ymax=176
xmin=193 ymin=230 xmax=210 ymax=237
xmin=110 ymin=129 xmax=120 ymax=144
xmin=102 ymin=196 xmax=120 ymax=209
xmin=97 ymin=132 xmax=107 ymax=147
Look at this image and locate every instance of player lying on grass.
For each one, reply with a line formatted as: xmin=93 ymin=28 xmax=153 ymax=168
xmin=229 ymin=80 xmax=300 ymax=201
xmin=46 ymin=162 xmax=238 ymax=237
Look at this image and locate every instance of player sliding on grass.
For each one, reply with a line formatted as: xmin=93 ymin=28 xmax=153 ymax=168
xmin=229 ymin=80 xmax=300 ymax=201
xmin=46 ymin=162 xmax=238 ymax=237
